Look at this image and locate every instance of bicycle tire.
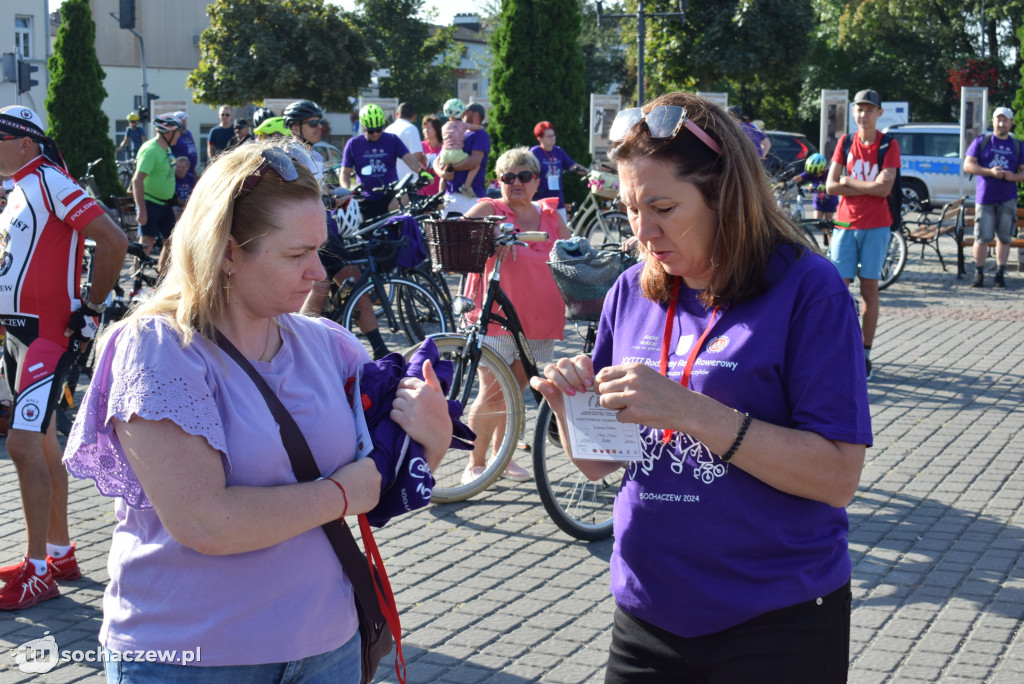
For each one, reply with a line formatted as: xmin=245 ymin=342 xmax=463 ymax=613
xmin=398 ymin=269 xmax=455 ymax=337
xmin=878 ymin=229 xmax=908 ymax=291
xmin=580 ymin=211 xmax=632 ymax=250
xmin=406 ymin=333 xmax=524 ymax=503
xmin=339 ymin=277 xmax=447 ymax=355
xmin=532 ymin=402 xmax=619 ymax=541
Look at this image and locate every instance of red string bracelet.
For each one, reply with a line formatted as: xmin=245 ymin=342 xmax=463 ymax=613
xmin=325 ymin=476 xmax=348 ymax=519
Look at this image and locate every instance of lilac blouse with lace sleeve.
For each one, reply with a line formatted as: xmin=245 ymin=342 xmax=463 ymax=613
xmin=64 ymin=320 xmax=228 ymax=510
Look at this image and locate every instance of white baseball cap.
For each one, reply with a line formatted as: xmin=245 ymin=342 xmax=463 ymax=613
xmin=993 ymin=106 xmax=1014 ymax=120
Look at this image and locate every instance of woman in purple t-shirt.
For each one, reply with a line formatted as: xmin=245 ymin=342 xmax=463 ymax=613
xmin=64 ymin=141 xmax=451 ymax=680
xmin=531 ymin=92 xmax=871 ymax=682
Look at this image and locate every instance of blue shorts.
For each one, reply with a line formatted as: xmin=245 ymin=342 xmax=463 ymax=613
xmin=829 ymin=226 xmax=890 ymax=280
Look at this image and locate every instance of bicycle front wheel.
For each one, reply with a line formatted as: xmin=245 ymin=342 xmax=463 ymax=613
xmin=581 ymin=211 xmax=632 ymax=249
xmin=878 ymin=229 xmax=908 ymax=291
xmin=340 ymin=277 xmax=447 ymax=356
xmin=407 ymin=334 xmax=525 ymax=503
xmin=533 ymin=402 xmax=619 ymax=541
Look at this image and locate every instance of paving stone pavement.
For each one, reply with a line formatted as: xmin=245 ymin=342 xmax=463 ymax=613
xmin=1 ymin=243 xmax=1024 ymax=683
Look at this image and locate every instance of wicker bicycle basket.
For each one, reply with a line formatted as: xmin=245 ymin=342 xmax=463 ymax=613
xmin=548 ymin=250 xmax=638 ymax=322
xmin=587 ymin=170 xmax=620 ymax=199
xmin=422 ymin=217 xmax=498 ymax=273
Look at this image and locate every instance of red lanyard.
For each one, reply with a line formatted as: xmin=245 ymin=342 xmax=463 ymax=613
xmin=659 ymin=278 xmax=720 ymax=443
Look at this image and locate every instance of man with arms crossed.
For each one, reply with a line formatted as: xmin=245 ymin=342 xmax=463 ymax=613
xmin=0 ymin=106 xmax=127 ymax=609
xmin=826 ymin=89 xmax=900 ymax=380
xmin=963 ymin=107 xmax=1024 ymax=288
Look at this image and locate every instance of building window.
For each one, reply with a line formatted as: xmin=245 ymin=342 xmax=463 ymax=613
xmin=15 ymin=17 xmax=32 ymax=59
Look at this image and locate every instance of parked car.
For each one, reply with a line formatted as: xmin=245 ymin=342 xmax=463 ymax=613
xmin=313 ymin=141 xmax=344 ymax=186
xmin=882 ymin=123 xmax=965 ymax=212
xmin=763 ymin=131 xmax=817 ymax=179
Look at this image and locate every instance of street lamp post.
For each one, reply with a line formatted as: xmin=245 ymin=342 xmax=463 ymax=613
xmin=596 ymin=0 xmax=688 ymax=106
xmin=110 ymin=11 xmax=148 ymax=129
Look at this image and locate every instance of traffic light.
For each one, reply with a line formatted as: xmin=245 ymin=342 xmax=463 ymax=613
xmin=119 ymin=0 xmax=136 ymax=30
xmin=17 ymin=61 xmax=39 ymax=94
xmin=138 ymin=107 xmax=149 ymax=123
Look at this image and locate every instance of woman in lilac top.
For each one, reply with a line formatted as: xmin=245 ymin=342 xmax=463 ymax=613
xmin=64 ymin=141 xmax=451 ymax=682
xmin=531 ymin=93 xmax=871 ymax=682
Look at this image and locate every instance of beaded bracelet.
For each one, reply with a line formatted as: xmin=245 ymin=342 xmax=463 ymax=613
xmin=721 ymin=412 xmax=752 ymax=463
xmin=325 ymin=476 xmax=348 ymax=519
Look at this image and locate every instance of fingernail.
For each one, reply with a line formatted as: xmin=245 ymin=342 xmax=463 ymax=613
xmin=566 ymin=388 xmax=576 ymax=396
xmin=584 ymin=378 xmax=593 ymax=387
xmin=541 ymin=385 xmax=553 ymax=396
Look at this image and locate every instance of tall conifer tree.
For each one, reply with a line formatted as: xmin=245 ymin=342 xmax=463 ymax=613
xmin=45 ymin=0 xmax=121 ymax=197
xmin=488 ymin=0 xmax=590 ymax=197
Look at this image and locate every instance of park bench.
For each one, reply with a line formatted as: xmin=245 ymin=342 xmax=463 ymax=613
xmin=903 ymin=197 xmax=964 ymax=271
xmin=956 ymin=205 xmax=1024 ymax=277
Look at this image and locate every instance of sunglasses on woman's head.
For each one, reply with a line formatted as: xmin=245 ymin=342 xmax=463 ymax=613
xmin=237 ymin=144 xmax=318 ymax=198
xmin=608 ymin=105 xmax=722 ymax=155
xmin=499 ymin=171 xmax=537 ymax=184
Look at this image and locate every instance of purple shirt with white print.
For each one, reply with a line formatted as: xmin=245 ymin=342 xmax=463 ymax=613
xmin=591 ymin=245 xmax=871 ymax=637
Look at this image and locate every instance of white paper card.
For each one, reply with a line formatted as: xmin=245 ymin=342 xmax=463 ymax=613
xmin=563 ymin=390 xmax=644 ymax=461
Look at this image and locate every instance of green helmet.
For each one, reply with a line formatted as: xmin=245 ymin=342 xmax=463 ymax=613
xmin=359 ymin=104 xmax=386 ymax=130
xmin=254 ymin=116 xmax=290 ymax=138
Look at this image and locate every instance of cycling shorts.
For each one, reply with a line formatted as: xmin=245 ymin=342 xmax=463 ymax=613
xmin=3 ymin=328 xmax=74 ymax=434
xmin=139 ymin=200 xmax=176 ymax=240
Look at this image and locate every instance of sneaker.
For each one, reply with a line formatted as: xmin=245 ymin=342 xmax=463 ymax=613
xmin=500 ymin=459 xmax=531 ymax=482
xmin=994 ymin=272 xmax=1006 ymax=288
xmin=0 ymin=543 xmax=81 ymax=582
xmin=972 ymin=271 xmax=984 ymax=288
xmin=0 ymin=560 xmax=59 ymax=610
xmin=461 ymin=464 xmax=486 ymax=485
xmin=865 ymin=358 xmax=873 ymax=381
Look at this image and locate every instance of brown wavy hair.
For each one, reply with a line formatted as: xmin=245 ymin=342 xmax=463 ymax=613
xmin=609 ymin=92 xmax=810 ymax=308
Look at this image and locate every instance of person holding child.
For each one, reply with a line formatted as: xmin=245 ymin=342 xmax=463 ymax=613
xmin=434 ymin=101 xmax=491 ymax=217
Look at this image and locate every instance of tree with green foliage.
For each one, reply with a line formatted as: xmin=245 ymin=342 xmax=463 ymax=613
xmin=354 ymin=0 xmax=464 ymax=117
xmin=625 ymin=0 xmax=812 ymax=128
xmin=488 ymin=0 xmax=590 ymax=192
xmin=579 ymin=0 xmax=629 ymax=98
xmin=45 ymin=0 xmax=121 ymax=197
xmin=188 ymin=0 xmax=372 ymax=110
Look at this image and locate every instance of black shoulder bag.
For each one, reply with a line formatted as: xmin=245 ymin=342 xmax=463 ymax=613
xmin=214 ymin=329 xmax=402 ymax=684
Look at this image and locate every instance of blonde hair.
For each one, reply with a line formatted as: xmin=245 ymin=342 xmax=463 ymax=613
xmin=495 ymin=147 xmax=540 ymax=176
xmin=120 ymin=140 xmax=321 ymax=345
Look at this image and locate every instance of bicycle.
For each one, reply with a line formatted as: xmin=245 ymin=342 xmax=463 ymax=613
xmin=412 ymin=220 xmax=633 ymax=540
xmin=567 ymin=168 xmax=631 ymax=249
xmin=798 ymin=218 xmax=907 ymax=290
xmin=117 ymin=158 xmax=136 ymax=191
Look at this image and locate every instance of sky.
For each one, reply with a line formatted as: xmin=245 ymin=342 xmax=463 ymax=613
xmin=49 ymin=0 xmax=490 ymax=27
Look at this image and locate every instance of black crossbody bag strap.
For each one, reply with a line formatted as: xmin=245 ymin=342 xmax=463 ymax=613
xmin=211 ymin=329 xmax=390 ymax=655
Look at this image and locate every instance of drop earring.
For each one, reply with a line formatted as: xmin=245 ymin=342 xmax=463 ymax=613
xmin=224 ymin=271 xmax=232 ymax=304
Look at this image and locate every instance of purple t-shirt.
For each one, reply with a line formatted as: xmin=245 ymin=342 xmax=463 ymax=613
xmin=530 ymin=145 xmax=577 ymax=208
xmin=342 ymin=132 xmax=410 ymax=200
xmin=792 ymin=169 xmax=839 ymax=212
xmin=64 ymin=314 xmax=370 ymax=665
xmin=966 ymin=134 xmax=1022 ymax=205
xmin=171 ymin=129 xmax=199 ymax=175
xmin=446 ymin=127 xmax=490 ymax=198
xmin=592 ymin=245 xmax=872 ymax=638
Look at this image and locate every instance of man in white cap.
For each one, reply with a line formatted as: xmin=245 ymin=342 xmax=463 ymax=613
xmin=0 ymin=105 xmax=128 ymax=609
xmin=963 ymin=107 xmax=1024 ymax=287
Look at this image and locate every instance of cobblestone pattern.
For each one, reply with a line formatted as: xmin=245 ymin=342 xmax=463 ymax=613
xmin=1 ymin=247 xmax=1023 ymax=683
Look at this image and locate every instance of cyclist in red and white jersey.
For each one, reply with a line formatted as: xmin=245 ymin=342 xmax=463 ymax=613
xmin=0 ymin=105 xmax=128 ymax=610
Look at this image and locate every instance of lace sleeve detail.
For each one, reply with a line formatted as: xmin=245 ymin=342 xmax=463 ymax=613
xmin=64 ymin=322 xmax=228 ymax=511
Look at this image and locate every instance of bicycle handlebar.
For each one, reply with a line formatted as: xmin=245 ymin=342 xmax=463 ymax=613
xmin=513 ymin=231 xmax=549 ymax=242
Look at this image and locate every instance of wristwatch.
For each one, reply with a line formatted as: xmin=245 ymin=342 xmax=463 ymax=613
xmin=81 ymin=290 xmax=108 ymax=316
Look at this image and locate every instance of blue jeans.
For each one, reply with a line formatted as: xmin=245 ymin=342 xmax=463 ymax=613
xmin=103 ymin=631 xmax=361 ymax=683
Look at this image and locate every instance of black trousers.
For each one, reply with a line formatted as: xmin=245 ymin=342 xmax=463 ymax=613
xmin=605 ymin=581 xmax=851 ymax=684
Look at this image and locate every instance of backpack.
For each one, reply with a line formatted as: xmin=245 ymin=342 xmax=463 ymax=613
xmin=840 ymin=133 xmax=902 ymax=232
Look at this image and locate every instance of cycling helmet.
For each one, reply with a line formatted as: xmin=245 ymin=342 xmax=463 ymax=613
xmin=153 ymin=114 xmax=184 ymax=133
xmin=804 ymin=152 xmax=827 ymax=175
xmin=252 ymin=106 xmax=276 ymax=129
xmin=334 ymin=196 xmax=363 ymax=237
xmin=443 ymin=98 xmax=465 ymax=119
xmin=127 ymin=112 xmax=140 ymax=122
xmin=282 ymin=100 xmax=323 ymax=127
xmin=254 ymin=116 xmax=290 ymax=138
xmin=358 ymin=104 xmax=386 ymax=129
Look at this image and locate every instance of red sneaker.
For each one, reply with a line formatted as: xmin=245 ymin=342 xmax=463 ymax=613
xmin=0 ymin=544 xmax=82 ymax=582
xmin=48 ymin=544 xmax=82 ymax=581
xmin=0 ymin=559 xmax=59 ymax=610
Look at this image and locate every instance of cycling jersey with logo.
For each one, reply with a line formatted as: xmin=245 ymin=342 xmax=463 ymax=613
xmin=0 ymin=156 xmax=104 ymax=341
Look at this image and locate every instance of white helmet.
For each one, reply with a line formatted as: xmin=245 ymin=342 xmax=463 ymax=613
xmin=334 ymin=196 xmax=362 ymax=238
